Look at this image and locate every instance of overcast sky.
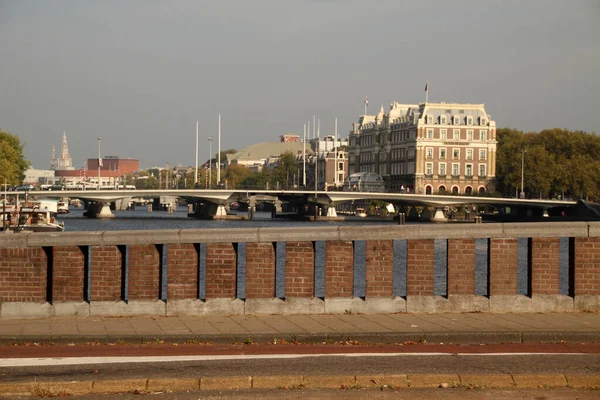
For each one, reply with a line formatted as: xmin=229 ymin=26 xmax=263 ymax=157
xmin=1 ymin=0 xmax=598 ymax=169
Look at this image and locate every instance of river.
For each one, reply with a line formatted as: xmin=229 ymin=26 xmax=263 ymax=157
xmin=57 ymin=205 xmax=393 ymax=231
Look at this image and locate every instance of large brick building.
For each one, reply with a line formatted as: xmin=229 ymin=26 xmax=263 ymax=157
xmin=348 ymin=102 xmax=497 ymax=194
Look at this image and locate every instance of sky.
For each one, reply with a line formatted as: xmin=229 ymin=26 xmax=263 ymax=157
xmin=1 ymin=0 xmax=599 ymax=169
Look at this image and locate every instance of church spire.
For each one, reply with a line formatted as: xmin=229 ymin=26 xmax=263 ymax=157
xmin=50 ymin=145 xmax=57 ymax=170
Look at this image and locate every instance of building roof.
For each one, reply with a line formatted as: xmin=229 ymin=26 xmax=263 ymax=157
xmin=227 ymin=142 xmax=310 ymax=164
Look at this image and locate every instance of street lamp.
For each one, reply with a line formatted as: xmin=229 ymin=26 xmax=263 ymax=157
xmin=97 ymin=137 xmax=102 ymax=190
xmin=520 ymin=149 xmax=527 ymax=199
xmin=208 ymin=137 xmax=213 ymax=189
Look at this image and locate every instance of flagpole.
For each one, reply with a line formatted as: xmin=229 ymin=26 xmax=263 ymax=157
xmin=364 ymin=97 xmax=368 ymax=114
xmin=217 ymin=114 xmax=221 ymax=184
xmin=425 ymin=81 xmax=429 ymax=103
xmin=194 ymin=121 xmax=198 ymax=186
xmin=334 ymin=117 xmax=338 ymax=186
xmin=303 ymin=123 xmax=306 ymax=187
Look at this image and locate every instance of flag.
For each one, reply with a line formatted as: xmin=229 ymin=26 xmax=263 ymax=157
xmin=365 ymin=96 xmax=368 ymax=105
xmin=99 ymin=158 xmax=103 ymax=167
xmin=425 ymin=81 xmax=428 ymax=92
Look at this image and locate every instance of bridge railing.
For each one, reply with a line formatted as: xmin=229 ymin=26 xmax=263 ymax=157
xmin=0 ymin=222 xmax=599 ymax=317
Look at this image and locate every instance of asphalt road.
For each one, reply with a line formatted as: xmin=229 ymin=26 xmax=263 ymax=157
xmin=1 ymin=353 xmax=599 ymax=383
xmin=3 ymin=388 xmax=600 ymax=400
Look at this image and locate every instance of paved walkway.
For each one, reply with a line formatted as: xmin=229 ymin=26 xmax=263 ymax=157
xmin=1 ymin=312 xmax=599 ymax=344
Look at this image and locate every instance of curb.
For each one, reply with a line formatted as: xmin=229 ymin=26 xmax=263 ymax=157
xmin=1 ymin=374 xmax=599 ymax=396
xmin=2 ymin=331 xmax=600 ymax=345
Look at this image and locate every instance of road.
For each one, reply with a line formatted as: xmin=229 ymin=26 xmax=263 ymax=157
xmin=1 ymin=343 xmax=599 ymax=382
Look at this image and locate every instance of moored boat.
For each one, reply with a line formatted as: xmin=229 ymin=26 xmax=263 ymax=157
xmin=1 ymin=204 xmax=65 ymax=232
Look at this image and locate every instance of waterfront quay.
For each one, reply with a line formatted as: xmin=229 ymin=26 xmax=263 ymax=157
xmin=0 ymin=221 xmax=599 ymax=318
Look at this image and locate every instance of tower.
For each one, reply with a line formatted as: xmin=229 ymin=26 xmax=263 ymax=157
xmin=49 ymin=146 xmax=57 ymax=170
xmin=57 ymin=131 xmax=74 ymax=170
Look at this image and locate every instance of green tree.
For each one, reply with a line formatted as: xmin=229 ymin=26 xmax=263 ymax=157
xmin=0 ymin=130 xmax=29 ymax=186
xmin=224 ymin=164 xmax=251 ymax=189
xmin=270 ymin=151 xmax=298 ymax=189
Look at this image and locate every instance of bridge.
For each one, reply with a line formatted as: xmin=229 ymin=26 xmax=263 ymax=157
xmin=9 ymin=188 xmax=586 ymax=222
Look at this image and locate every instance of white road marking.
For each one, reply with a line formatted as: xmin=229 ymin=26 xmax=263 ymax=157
xmin=0 ymin=352 xmax=589 ymax=367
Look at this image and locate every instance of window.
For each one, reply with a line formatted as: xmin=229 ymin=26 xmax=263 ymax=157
xmin=439 ymin=148 xmax=447 ymax=159
xmin=453 ymin=148 xmax=460 ymax=160
xmin=479 ymin=164 xmax=487 ymax=177
xmin=479 ymin=149 xmax=487 ymax=160
xmin=426 ymin=147 xmax=433 ymax=159
xmin=440 ymin=116 xmax=447 ymax=124
xmin=426 ymin=115 xmax=433 ymax=124
xmin=440 ymin=129 xmax=447 ymax=140
xmin=466 ymin=149 xmax=473 ymax=160
xmin=467 ymin=130 xmax=473 ymax=141
xmin=454 ymin=116 xmax=460 ymax=125
xmin=480 ymin=130 xmax=487 ymax=141
xmin=465 ymin=164 xmax=473 ymax=177
xmin=452 ymin=163 xmax=460 ymax=176
xmin=467 ymin=116 xmax=473 ymax=125
xmin=480 ymin=117 xmax=487 ymax=125
xmin=425 ymin=162 xmax=433 ymax=176
xmin=426 ymin=129 xmax=433 ymax=139
xmin=453 ymin=129 xmax=460 ymax=140
xmin=439 ymin=162 xmax=446 ymax=176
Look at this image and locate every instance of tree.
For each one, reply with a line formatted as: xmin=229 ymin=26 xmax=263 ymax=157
xmin=270 ymin=151 xmax=298 ymax=189
xmin=224 ymin=164 xmax=251 ymax=189
xmin=0 ymin=130 xmax=29 ymax=186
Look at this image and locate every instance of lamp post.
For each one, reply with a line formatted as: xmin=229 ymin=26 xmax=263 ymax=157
xmin=520 ymin=149 xmax=527 ymax=199
xmin=208 ymin=137 xmax=213 ymax=189
xmin=97 ymin=137 xmax=102 ymax=190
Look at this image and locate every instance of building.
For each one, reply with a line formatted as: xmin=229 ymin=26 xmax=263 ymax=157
xmin=23 ymin=169 xmax=56 ymax=186
xmin=87 ymin=156 xmax=140 ymax=176
xmin=50 ymin=132 xmax=74 ymax=170
xmin=280 ymin=134 xmax=299 ymax=143
xmin=226 ymin=142 xmax=307 ymax=171
xmin=348 ymin=101 xmax=497 ymax=194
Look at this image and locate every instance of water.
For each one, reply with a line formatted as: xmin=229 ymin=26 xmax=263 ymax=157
xmin=58 ymin=206 xmax=392 ymax=231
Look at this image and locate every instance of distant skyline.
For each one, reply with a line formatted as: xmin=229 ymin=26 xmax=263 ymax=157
xmin=1 ymin=0 xmax=598 ymax=169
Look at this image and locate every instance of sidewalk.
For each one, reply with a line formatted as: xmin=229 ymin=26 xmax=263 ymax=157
xmin=1 ymin=312 xmax=600 ymax=344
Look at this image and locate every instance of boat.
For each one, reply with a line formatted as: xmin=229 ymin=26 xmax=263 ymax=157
xmin=1 ymin=203 xmax=65 ymax=232
xmin=355 ymin=207 xmax=367 ymax=218
xmin=57 ymin=201 xmax=70 ymax=214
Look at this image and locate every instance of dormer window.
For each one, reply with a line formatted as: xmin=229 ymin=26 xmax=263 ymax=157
xmin=480 ymin=117 xmax=487 ymax=126
xmin=453 ymin=116 xmax=460 ymax=125
xmin=467 ymin=116 xmax=473 ymax=125
xmin=426 ymin=115 xmax=433 ymax=124
xmin=440 ymin=115 xmax=447 ymax=124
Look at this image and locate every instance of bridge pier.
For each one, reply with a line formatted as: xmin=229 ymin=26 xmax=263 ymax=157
xmin=191 ymin=202 xmax=230 ymax=219
xmin=326 ymin=205 xmax=337 ymax=217
xmin=420 ymin=206 xmax=448 ymax=222
xmin=83 ymin=201 xmax=116 ymax=219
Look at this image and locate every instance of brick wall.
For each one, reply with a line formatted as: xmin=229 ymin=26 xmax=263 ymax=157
xmin=407 ymin=240 xmax=435 ymax=296
xmin=531 ymin=238 xmax=561 ymax=295
xmin=245 ymin=243 xmax=275 ymax=298
xmin=91 ymin=246 xmax=122 ymax=301
xmin=0 ymin=248 xmax=47 ymax=302
xmin=285 ymin=242 xmax=314 ymax=297
xmin=53 ymin=246 xmax=84 ymax=302
xmin=128 ymin=245 xmax=160 ymax=300
xmin=167 ymin=244 xmax=198 ymax=300
xmin=448 ymin=239 xmax=476 ymax=295
xmin=574 ymin=237 xmax=600 ymax=295
xmin=489 ymin=238 xmax=518 ymax=295
xmin=325 ymin=241 xmax=353 ymax=297
xmin=365 ymin=240 xmax=393 ymax=297
xmin=205 ymin=243 xmax=236 ymax=299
